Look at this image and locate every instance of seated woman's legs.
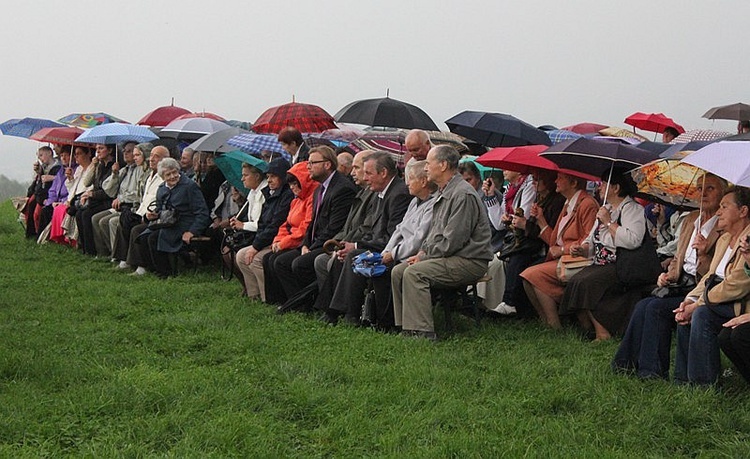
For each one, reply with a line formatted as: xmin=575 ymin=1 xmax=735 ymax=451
xmin=719 ymin=322 xmax=750 ymax=384
xmin=523 ymin=279 xmax=561 ymax=329
xmin=675 ymin=303 xmax=735 ymax=385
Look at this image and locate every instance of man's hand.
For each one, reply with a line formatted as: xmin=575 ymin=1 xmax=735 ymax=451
xmin=337 ymin=242 xmax=356 ymax=261
xmin=182 ymin=231 xmax=194 ymax=244
xmin=244 ymin=246 xmax=259 ymax=264
xmin=112 ymin=198 xmax=121 ymax=211
xmin=381 ymin=252 xmax=394 ymax=265
xmin=674 ymin=299 xmax=696 ymax=325
xmin=301 ymin=245 xmax=310 ymax=255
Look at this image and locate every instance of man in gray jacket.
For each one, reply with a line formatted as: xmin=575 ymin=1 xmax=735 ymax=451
xmin=391 ymin=145 xmax=492 ymax=340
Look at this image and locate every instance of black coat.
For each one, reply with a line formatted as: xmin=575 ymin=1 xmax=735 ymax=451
xmin=357 ymin=177 xmax=412 ymax=253
xmin=154 ymin=174 xmax=211 ymax=252
xmin=252 ymin=184 xmax=294 ymax=251
xmin=303 ymin=171 xmax=358 ymax=250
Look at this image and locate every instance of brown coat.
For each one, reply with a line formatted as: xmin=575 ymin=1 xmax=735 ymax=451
xmin=539 ymin=191 xmax=599 ymax=260
xmin=666 ymin=211 xmax=720 ymax=282
xmin=687 ymin=223 xmax=750 ymax=316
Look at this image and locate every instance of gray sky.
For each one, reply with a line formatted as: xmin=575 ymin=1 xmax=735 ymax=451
xmin=1 ymin=0 xmax=747 ymax=182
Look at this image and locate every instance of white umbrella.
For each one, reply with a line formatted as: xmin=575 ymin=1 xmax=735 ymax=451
xmin=680 ymin=141 xmax=750 ymax=186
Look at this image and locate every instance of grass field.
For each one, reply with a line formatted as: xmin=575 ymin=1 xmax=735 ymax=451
xmin=1 ymin=200 xmax=749 ymax=457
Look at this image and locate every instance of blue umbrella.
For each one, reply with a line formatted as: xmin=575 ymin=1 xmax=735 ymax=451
xmin=0 ymin=117 xmax=65 ymax=138
xmin=546 ymin=129 xmax=582 ymax=145
xmin=227 ymin=133 xmax=290 ymax=161
xmin=214 ymin=150 xmax=269 ymax=193
xmin=75 ymin=123 xmax=159 ymax=144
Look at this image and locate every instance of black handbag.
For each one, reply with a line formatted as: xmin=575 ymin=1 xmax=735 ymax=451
xmin=147 ymin=197 xmax=178 ymax=230
xmin=615 ymin=208 xmax=662 ymax=286
xmin=222 ymin=229 xmax=255 ymax=253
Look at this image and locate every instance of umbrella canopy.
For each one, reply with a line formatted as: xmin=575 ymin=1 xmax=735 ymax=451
xmin=0 ymin=117 xmax=65 ymax=138
xmin=137 ymin=104 xmax=191 ymax=127
xmin=459 ymin=156 xmax=493 ymax=179
xmin=174 ymin=111 xmax=226 ymax=122
xmin=624 ymin=112 xmax=685 ymax=134
xmin=58 ymin=112 xmax=128 ymax=128
xmin=186 ymin=127 xmax=251 ymax=154
xmin=226 ymin=133 xmax=289 ymax=160
xmin=561 ymin=122 xmax=608 ymax=135
xmin=254 ymin=101 xmax=336 ymax=134
xmin=346 ymin=129 xmax=468 ymax=168
xmin=476 ymin=145 xmax=597 ymax=181
xmin=29 ymin=126 xmax=85 ymax=145
xmin=75 ymin=123 xmax=159 ymax=144
xmin=224 ymin=119 xmax=252 ymax=130
xmin=681 ymin=141 xmax=750 ymax=186
xmin=159 ymin=118 xmax=232 ymax=141
xmin=546 ymin=129 xmax=583 ymax=145
xmin=214 ymin=150 xmax=269 ymax=194
xmin=672 ymin=129 xmax=732 ymax=143
xmin=702 ymin=102 xmax=750 ymax=121
xmin=636 ymin=141 xmax=673 ymax=156
xmin=335 ymin=97 xmax=439 ymax=131
xmin=540 ymin=137 xmax=659 ymax=178
xmin=598 ymin=126 xmax=649 ymax=142
xmin=445 ymin=111 xmax=551 ymax=148
xmin=632 ymin=153 xmax=702 ymax=211
xmin=658 ymin=141 xmax=713 ymax=159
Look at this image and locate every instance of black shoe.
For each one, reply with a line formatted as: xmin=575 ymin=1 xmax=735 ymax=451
xmin=319 ymin=311 xmax=340 ymax=325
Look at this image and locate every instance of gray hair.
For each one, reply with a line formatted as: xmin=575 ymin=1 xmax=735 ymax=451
xmin=363 ymin=151 xmax=398 ymax=177
xmin=157 ymin=157 xmax=181 ymax=177
xmin=406 ymin=159 xmax=438 ymax=192
xmin=432 ymin=145 xmax=460 ymax=170
xmin=136 ymin=142 xmax=154 ymax=159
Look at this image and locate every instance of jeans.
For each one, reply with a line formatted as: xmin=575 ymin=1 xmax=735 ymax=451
xmin=674 ymin=303 xmax=736 ymax=385
xmin=612 ymin=295 xmax=680 ymax=380
xmin=719 ymin=322 xmax=750 ymax=384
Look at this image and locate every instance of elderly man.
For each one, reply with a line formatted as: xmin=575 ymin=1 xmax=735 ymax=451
xmin=180 ymin=147 xmax=195 ymax=180
xmin=318 ymin=151 xmax=411 ymax=324
xmin=391 ymin=145 xmax=492 ymax=340
xmin=25 ymin=146 xmax=61 ymax=238
xmin=273 ymin=145 xmax=358 ymax=302
xmin=337 ymin=152 xmax=354 ymax=177
xmin=404 ymin=129 xmax=432 ymax=166
xmin=278 ymin=126 xmax=310 ymax=164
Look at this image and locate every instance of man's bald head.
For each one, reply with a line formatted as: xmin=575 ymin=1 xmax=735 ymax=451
xmin=405 ymin=129 xmax=431 ymax=161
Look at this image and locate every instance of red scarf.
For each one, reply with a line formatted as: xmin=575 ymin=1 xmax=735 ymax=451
xmin=504 ymin=175 xmax=526 ymax=214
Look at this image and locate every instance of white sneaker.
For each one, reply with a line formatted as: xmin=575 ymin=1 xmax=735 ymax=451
xmin=110 ymin=258 xmax=117 ymax=263
xmin=130 ymin=266 xmax=147 ymax=276
xmin=492 ymin=302 xmax=517 ymax=315
xmin=118 ymin=261 xmax=131 ymax=270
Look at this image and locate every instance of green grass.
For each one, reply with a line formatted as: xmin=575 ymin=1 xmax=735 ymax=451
xmin=1 ymin=200 xmax=749 ymax=457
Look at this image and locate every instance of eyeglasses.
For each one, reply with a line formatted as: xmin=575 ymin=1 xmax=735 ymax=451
xmin=307 ymin=160 xmax=328 ymax=165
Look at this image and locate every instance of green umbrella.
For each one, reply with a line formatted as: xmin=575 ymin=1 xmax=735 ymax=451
xmin=460 ymin=155 xmax=494 ymax=179
xmin=214 ymin=150 xmax=268 ymax=194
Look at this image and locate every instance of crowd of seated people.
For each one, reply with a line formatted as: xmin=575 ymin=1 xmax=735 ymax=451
xmin=20 ymin=128 xmax=750 ymax=389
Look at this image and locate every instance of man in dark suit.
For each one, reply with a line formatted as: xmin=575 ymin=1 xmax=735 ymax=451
xmin=273 ymin=146 xmax=358 ymax=302
xmin=278 ymin=126 xmax=310 ymax=164
xmin=319 ymin=151 xmax=412 ymax=324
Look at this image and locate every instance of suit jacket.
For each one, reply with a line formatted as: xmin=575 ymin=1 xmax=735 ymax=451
xmin=303 ymin=171 xmax=358 ymax=250
xmin=687 ymin=224 xmax=750 ymax=315
xmin=666 ymin=211 xmax=720 ymax=282
xmin=294 ymin=143 xmax=310 ymax=164
xmin=357 ymin=177 xmax=411 ymax=253
xmin=539 ymin=191 xmax=599 ymax=260
xmin=335 ymin=187 xmax=376 ymax=241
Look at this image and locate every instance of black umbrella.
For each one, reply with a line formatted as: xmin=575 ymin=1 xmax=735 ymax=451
xmin=636 ymin=141 xmax=672 ymax=156
xmin=702 ymin=102 xmax=750 ymax=121
xmin=334 ymin=96 xmax=439 ymax=131
xmin=445 ymin=111 xmax=551 ymax=148
xmin=540 ymin=137 xmax=659 ymax=178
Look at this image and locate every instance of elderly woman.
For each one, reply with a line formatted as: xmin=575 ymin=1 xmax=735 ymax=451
xmin=261 ymin=161 xmax=318 ymax=304
xmin=236 ymin=159 xmax=293 ymax=300
xmin=221 ymin=162 xmax=268 ymax=280
xmin=674 ymin=187 xmax=750 ymax=385
xmin=76 ymin=143 xmax=116 ymax=255
xmin=613 ymin=174 xmax=726 ymax=379
xmin=559 ymin=168 xmax=647 ymax=341
xmin=520 ymin=173 xmax=599 ymax=328
xmin=143 ymin=157 xmax=211 ymax=278
xmin=486 ymin=169 xmax=566 ymax=316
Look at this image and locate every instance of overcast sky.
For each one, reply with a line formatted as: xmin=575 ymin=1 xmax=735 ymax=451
xmin=1 ymin=0 xmax=747 ymax=182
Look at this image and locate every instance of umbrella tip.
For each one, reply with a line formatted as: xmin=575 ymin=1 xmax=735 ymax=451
xmin=292 ymin=94 xmax=295 ymax=103
xmin=171 ymin=97 xmax=174 ymax=106
xmin=386 ymin=88 xmax=390 ymax=98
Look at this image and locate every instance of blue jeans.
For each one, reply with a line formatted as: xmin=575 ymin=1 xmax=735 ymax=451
xmin=612 ymin=296 xmax=680 ymax=379
xmin=674 ymin=303 xmax=736 ymax=385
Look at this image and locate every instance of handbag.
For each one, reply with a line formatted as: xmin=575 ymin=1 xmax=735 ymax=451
xmin=615 ymin=208 xmax=662 ymax=286
xmin=556 ymin=254 xmax=593 ymax=284
xmin=66 ymin=194 xmax=88 ymax=216
xmin=222 ymin=229 xmax=255 ymax=253
xmin=147 ymin=195 xmax=179 ymax=230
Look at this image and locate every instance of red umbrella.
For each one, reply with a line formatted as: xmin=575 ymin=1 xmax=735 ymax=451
xmin=137 ymin=103 xmax=191 ymax=127
xmin=476 ymin=145 xmax=598 ymax=181
xmin=561 ymin=122 xmax=608 ymax=135
xmin=624 ymin=112 xmax=685 ymax=134
xmin=173 ymin=111 xmax=226 ymax=122
xmin=253 ymin=101 xmax=336 ymax=134
xmin=29 ymin=126 xmax=85 ymax=145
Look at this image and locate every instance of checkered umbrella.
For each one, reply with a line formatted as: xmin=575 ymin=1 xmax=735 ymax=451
xmin=0 ymin=117 xmax=65 ymax=138
xmin=75 ymin=123 xmax=159 ymax=144
xmin=546 ymin=129 xmax=583 ymax=145
xmin=253 ymin=101 xmax=336 ymax=134
xmin=58 ymin=112 xmax=129 ymax=128
xmin=226 ymin=133 xmax=291 ymax=162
